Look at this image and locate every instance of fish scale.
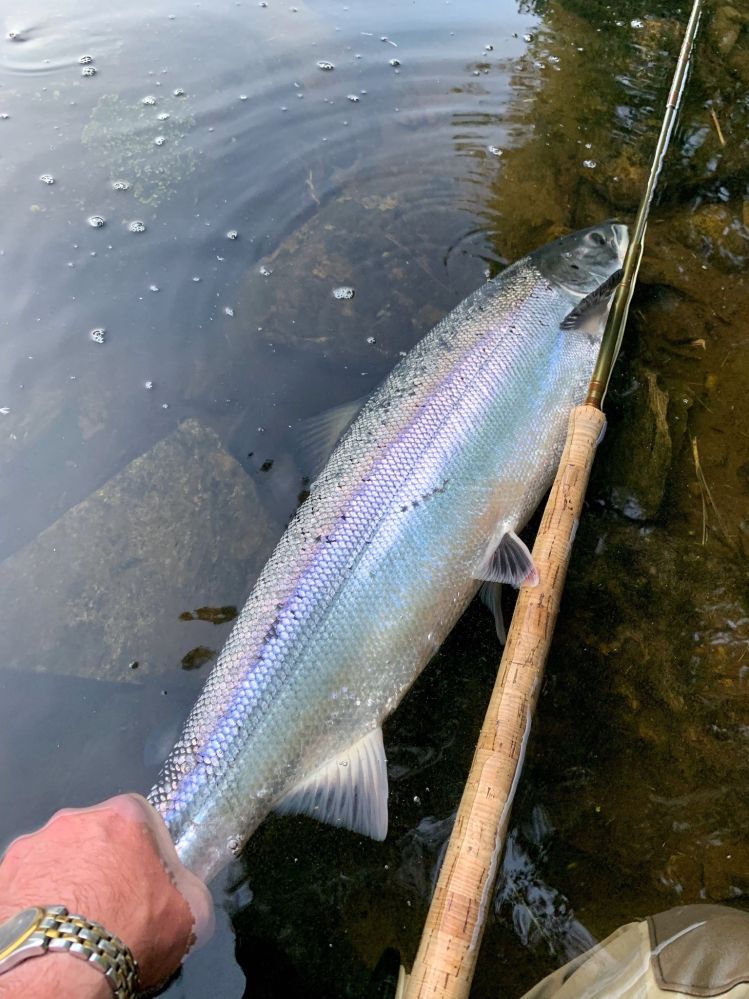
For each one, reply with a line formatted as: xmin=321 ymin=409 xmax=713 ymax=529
xmin=149 ymin=223 xmax=628 ymax=882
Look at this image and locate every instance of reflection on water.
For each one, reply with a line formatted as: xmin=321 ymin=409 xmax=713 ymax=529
xmin=495 ymin=806 xmax=596 ymax=962
xmin=1 ymin=0 xmax=748 ymax=996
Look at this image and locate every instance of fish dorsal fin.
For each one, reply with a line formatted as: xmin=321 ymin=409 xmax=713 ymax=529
xmin=479 ymin=581 xmax=507 ymax=644
xmin=474 ymin=529 xmax=539 ymax=588
xmin=296 ymin=395 xmax=369 ymax=481
xmin=276 ymin=727 xmax=388 ymax=840
xmin=560 ymin=267 xmax=623 ymax=331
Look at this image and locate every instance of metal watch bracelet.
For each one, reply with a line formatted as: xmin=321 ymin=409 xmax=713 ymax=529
xmin=10 ymin=905 xmax=139 ymax=998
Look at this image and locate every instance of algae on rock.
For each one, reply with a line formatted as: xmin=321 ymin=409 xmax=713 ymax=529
xmin=82 ymin=93 xmax=197 ymax=207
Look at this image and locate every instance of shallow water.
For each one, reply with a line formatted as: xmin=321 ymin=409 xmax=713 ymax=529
xmin=1 ymin=0 xmax=748 ymax=996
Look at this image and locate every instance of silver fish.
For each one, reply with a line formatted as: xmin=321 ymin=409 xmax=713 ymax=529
xmin=148 ymin=222 xmax=628 ymax=882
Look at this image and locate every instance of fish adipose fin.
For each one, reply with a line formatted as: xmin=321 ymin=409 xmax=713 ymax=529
xmin=276 ymin=726 xmax=388 ymax=840
xmin=474 ymin=529 xmax=539 ymax=588
xmin=479 ymin=581 xmax=507 ymax=644
xmin=560 ymin=267 xmax=623 ymax=331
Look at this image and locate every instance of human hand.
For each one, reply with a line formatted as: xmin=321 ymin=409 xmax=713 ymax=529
xmin=0 ymin=794 xmax=214 ymax=998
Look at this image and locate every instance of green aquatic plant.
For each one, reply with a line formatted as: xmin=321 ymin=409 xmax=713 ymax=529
xmin=81 ymin=93 xmax=197 ymax=207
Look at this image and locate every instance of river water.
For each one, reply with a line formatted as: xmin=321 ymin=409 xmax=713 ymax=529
xmin=1 ymin=1 xmax=747 ymax=996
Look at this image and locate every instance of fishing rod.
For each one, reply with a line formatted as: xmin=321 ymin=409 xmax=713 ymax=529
xmin=401 ymin=3 xmax=704 ymax=997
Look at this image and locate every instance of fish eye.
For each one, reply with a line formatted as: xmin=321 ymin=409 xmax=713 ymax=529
xmin=587 ymin=231 xmax=606 ymax=246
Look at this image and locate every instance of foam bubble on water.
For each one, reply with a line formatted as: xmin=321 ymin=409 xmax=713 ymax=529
xmin=226 ymin=229 xmax=239 ymax=240
xmin=142 ymin=95 xmax=157 ymax=106
xmin=81 ymin=66 xmax=97 ymax=77
xmin=239 ymin=94 xmax=248 ymax=101
xmin=154 ymin=135 xmax=166 ymax=146
xmin=157 ymin=111 xmax=170 ymax=121
xmin=87 ymin=215 xmax=106 ymax=228
xmin=112 ymin=179 xmax=130 ymax=191
xmin=259 ymin=264 xmax=273 ymax=276
xmin=39 ymin=174 xmax=55 ymax=185
xmin=149 ymin=284 xmax=160 ymax=292
xmin=332 ymin=286 xmax=355 ymax=300
xmin=631 ymin=18 xmax=645 ymax=28
xmin=316 ymin=60 xmax=335 ymax=71
xmin=389 ymin=58 xmax=400 ymax=67
xmin=582 ymin=159 xmax=597 ymax=169
xmin=223 ymin=306 xmax=235 ymax=317
xmin=347 ymin=94 xmax=359 ymax=103
xmin=192 ymin=275 xmax=201 ymax=282
xmin=144 ymin=380 xmax=154 ymax=390
xmin=173 ymin=87 xmax=185 ymax=97
xmin=78 ymin=55 xmax=94 ymax=65
xmin=0 ymin=407 xmax=10 ymax=415
xmin=128 ymin=220 xmax=146 ymax=233
xmin=523 ymin=32 xmax=535 ymax=42
xmin=161 ymin=402 xmax=169 ymax=409
xmin=487 ymin=145 xmax=503 ymax=157
xmin=0 ymin=113 xmax=8 ymax=120
xmin=89 ymin=328 xmax=106 ymax=343
xmin=366 ymin=335 xmax=376 ymax=344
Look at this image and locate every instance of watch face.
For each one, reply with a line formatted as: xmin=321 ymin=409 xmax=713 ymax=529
xmin=0 ymin=908 xmax=42 ymax=962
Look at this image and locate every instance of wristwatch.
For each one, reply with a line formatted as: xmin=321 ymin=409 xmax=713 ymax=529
xmin=0 ymin=905 xmax=139 ymax=997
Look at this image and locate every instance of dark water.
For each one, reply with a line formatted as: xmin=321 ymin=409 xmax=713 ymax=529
xmin=1 ymin=0 xmax=748 ymax=996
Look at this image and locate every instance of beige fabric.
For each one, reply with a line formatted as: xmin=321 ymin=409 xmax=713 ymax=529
xmin=649 ymin=905 xmax=749 ymax=997
xmin=520 ymin=906 xmax=749 ymax=999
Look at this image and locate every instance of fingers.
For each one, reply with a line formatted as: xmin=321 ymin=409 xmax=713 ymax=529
xmin=120 ymin=794 xmax=215 ymax=950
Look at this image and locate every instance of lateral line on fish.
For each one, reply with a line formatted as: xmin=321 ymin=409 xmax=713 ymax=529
xmin=157 ymin=280 xmax=588 ymax=824
xmin=197 ymin=289 xmax=534 ymax=727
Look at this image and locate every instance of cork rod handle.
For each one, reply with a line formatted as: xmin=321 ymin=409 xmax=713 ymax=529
xmin=404 ymin=403 xmax=606 ymax=999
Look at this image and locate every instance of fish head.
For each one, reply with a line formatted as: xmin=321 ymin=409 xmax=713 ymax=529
xmin=534 ymin=222 xmax=629 ymax=298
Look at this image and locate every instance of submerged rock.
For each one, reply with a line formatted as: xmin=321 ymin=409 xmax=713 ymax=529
xmin=232 ymin=179 xmax=477 ymax=365
xmin=0 ymin=420 xmax=277 ymax=681
xmin=709 ymin=5 xmax=748 ymax=57
xmin=681 ymin=203 xmax=749 ymax=269
xmin=594 ymin=366 xmax=675 ymax=522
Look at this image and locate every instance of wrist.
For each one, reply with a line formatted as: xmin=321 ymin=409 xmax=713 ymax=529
xmin=0 ymin=903 xmax=139 ymax=999
xmin=0 ymin=949 xmax=110 ymax=999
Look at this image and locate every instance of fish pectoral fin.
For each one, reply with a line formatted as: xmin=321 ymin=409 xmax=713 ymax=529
xmin=479 ymin=581 xmax=507 ymax=644
xmin=297 ymin=395 xmax=370 ymax=481
xmin=474 ymin=529 xmax=539 ymax=588
xmin=560 ymin=267 xmax=623 ymax=331
xmin=276 ymin=726 xmax=388 ymax=840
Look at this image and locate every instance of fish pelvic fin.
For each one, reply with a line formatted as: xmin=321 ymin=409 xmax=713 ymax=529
xmin=474 ymin=528 xmax=539 ymax=589
xmin=276 ymin=726 xmax=388 ymax=841
xmin=479 ymin=581 xmax=507 ymax=644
